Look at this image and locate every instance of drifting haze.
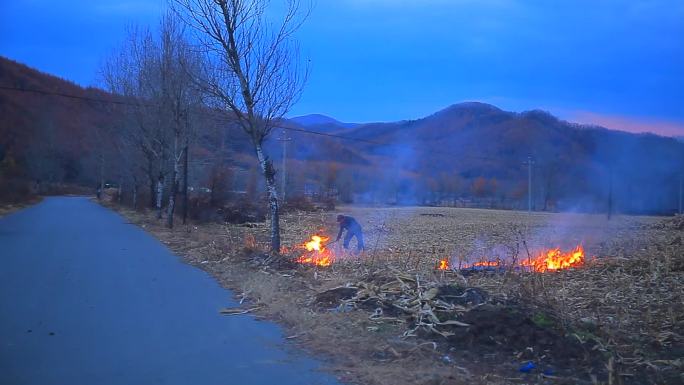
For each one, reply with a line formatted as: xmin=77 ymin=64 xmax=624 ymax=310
xmin=2 ymin=57 xmax=683 ymax=215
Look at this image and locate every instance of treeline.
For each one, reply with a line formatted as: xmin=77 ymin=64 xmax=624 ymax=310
xmin=1 ymin=1 xmax=311 ymax=252
xmin=3 ymin=2 xmax=684 ymax=229
xmin=3 ymin=52 xmax=684 ymax=218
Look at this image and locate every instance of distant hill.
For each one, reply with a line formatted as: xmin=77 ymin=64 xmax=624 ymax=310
xmin=2 ymin=56 xmax=683 ymax=214
xmin=289 ymin=114 xmax=359 ymax=130
xmin=0 ymin=57 xmax=368 ymax=175
xmin=0 ymin=56 xmax=115 ymax=185
xmin=335 ymin=102 xmax=684 ymax=212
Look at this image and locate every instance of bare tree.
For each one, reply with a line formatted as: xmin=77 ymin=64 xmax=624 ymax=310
xmin=172 ymin=0 xmax=309 ymax=252
xmin=153 ymin=15 xmax=201 ymax=228
xmin=101 ymin=25 xmax=169 ymax=213
xmin=102 ymin=14 xmax=201 ymax=227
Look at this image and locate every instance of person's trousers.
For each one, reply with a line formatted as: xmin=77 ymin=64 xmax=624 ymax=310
xmin=343 ymin=230 xmax=364 ymax=251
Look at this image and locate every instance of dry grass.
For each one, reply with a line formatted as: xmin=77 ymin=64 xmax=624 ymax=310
xmin=108 ymin=202 xmax=683 ymax=385
xmin=0 ymin=196 xmax=42 ymax=217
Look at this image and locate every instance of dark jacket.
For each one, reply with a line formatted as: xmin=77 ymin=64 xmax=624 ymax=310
xmin=336 ymin=215 xmax=362 ymax=241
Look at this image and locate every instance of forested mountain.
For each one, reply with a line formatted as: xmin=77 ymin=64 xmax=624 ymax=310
xmin=0 ymin=57 xmax=113 ymax=185
xmin=290 ymin=114 xmax=360 ymax=130
xmin=2 ymin=56 xmax=683 ymax=214
xmin=308 ymin=102 xmax=684 ymax=213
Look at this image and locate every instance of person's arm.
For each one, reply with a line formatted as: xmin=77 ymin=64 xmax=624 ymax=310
xmin=336 ymin=224 xmax=344 ymax=241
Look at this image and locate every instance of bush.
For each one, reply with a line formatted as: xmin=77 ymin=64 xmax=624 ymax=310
xmin=189 ymin=196 xmax=223 ymax=222
xmin=0 ymin=178 xmax=32 ymax=203
xmin=318 ymin=197 xmax=336 ymax=211
xmin=281 ymin=195 xmax=336 ymax=213
xmin=41 ymin=183 xmax=93 ymax=196
xmin=282 ymin=195 xmax=317 ymax=212
xmin=221 ymin=199 xmax=267 ymax=224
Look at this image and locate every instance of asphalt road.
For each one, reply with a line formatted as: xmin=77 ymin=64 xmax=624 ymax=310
xmin=0 ymin=197 xmax=340 ymax=385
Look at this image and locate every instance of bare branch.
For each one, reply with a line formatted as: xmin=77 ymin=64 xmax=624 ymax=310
xmin=171 ymin=0 xmax=311 ymax=251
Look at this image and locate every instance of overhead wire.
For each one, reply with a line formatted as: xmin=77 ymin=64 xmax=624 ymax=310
xmin=0 ymin=84 xmax=519 ymax=165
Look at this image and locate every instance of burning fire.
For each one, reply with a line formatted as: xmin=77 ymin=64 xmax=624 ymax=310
xmin=296 ymin=235 xmax=334 ymax=267
xmin=521 ymin=245 xmax=585 ymax=272
xmin=443 ymin=245 xmax=586 ymax=273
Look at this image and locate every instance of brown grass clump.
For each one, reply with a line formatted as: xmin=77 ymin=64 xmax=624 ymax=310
xmin=107 ymin=202 xmax=684 ymax=385
xmin=0 ymin=196 xmax=42 ymax=217
xmin=465 ymin=255 xmax=683 ymax=384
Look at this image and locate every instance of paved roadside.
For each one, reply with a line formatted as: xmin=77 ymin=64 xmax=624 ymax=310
xmin=0 ymin=197 xmax=340 ymax=385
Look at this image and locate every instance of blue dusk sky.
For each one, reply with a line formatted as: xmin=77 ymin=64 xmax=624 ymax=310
xmin=1 ymin=0 xmax=683 ymax=135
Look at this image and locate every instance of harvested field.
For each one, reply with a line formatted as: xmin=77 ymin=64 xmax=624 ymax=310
xmin=108 ymin=202 xmax=684 ymax=385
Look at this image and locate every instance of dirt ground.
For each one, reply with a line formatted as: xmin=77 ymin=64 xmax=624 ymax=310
xmin=108 ymin=203 xmax=684 ymax=385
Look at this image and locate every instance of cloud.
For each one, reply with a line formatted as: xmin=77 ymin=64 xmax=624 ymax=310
xmin=569 ymin=111 xmax=684 ymax=137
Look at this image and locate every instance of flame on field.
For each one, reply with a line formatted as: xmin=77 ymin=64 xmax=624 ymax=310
xmin=521 ymin=245 xmax=585 ymax=272
xmin=296 ymin=235 xmax=334 ymax=267
xmin=304 ymin=235 xmax=326 ymax=252
xmin=437 ymin=258 xmax=449 ymax=270
xmin=442 ymin=245 xmax=586 ymax=273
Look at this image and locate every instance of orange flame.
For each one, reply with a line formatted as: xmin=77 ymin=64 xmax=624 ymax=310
xmin=450 ymin=245 xmax=586 ymax=273
xmin=296 ymin=235 xmax=334 ymax=267
xmin=437 ymin=258 xmax=450 ymax=270
xmin=304 ymin=235 xmax=327 ymax=252
xmin=522 ymin=245 xmax=585 ymax=272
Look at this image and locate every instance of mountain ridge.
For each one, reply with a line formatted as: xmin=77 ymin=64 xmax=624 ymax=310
xmin=289 ymin=113 xmax=360 ymax=130
xmin=2 ymin=56 xmax=683 ymax=213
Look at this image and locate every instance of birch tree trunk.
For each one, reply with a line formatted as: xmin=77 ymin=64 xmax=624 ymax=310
xmin=149 ymin=178 xmax=156 ymax=208
xmin=182 ymin=144 xmax=189 ymax=225
xmin=98 ymin=153 xmax=105 ymax=201
xmin=255 ymin=143 xmax=280 ymax=252
xmin=118 ymin=180 xmax=123 ymax=203
xmin=166 ymin=169 xmax=177 ymax=228
xmin=156 ymin=173 xmax=164 ymax=219
xmin=147 ymin=155 xmax=157 ymax=208
xmin=166 ymin=139 xmax=180 ymax=228
xmin=132 ymin=182 xmax=138 ymax=210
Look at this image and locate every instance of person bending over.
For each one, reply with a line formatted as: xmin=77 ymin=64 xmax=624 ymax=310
xmin=336 ymin=214 xmax=364 ymax=253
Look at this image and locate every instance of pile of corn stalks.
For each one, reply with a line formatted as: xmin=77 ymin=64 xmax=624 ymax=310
xmin=318 ymin=271 xmax=476 ymax=339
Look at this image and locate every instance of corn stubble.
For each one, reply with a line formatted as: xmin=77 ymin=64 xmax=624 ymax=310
xmin=110 ymin=202 xmax=683 ymax=385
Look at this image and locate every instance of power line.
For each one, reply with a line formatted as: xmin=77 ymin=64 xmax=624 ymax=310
xmin=275 ymin=123 xmax=380 ymax=146
xmin=0 ymin=84 xmax=380 ymax=143
xmin=0 ymin=84 xmax=130 ymax=106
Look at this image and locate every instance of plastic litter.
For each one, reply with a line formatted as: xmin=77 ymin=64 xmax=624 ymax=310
xmin=519 ymin=361 xmax=536 ymax=373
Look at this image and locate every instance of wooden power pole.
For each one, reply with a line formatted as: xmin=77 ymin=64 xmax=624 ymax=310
xmin=679 ymin=173 xmax=682 ymax=215
xmin=524 ymin=156 xmax=534 ymax=213
xmin=278 ymin=129 xmax=292 ymax=204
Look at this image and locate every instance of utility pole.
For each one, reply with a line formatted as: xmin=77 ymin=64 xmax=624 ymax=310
xmin=278 ymin=129 xmax=292 ymax=203
xmin=679 ymin=173 xmax=682 ymax=215
xmin=182 ymin=143 xmax=189 ymax=225
xmin=524 ymin=156 xmax=534 ymax=213
xmin=607 ymin=166 xmax=614 ymax=220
